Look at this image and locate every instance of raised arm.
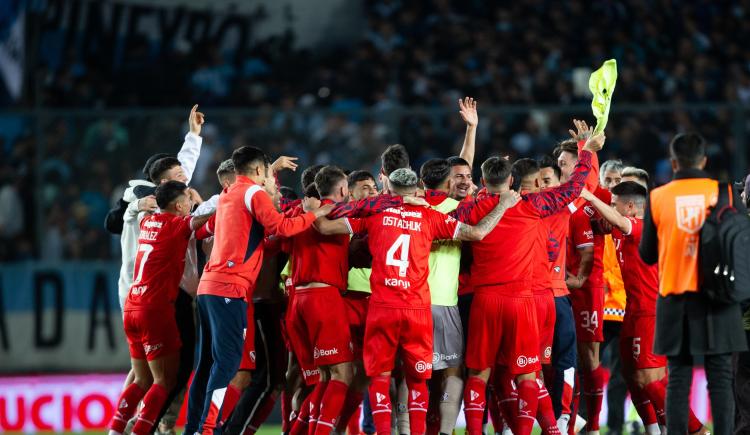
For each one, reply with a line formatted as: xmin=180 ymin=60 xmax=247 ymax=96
xmin=639 ymin=197 xmax=658 ymax=265
xmin=313 ymin=217 xmax=354 ymax=236
xmin=580 ymin=188 xmax=632 ymax=234
xmin=526 ymin=133 xmax=604 ymax=218
xmin=327 ymin=194 xmax=427 ymax=219
xmin=458 ymin=97 xmax=478 ymax=166
xmin=177 ymin=105 xmax=204 ymax=184
xmin=249 ymin=188 xmax=332 ymax=237
xmin=455 ymin=191 xmax=520 ymax=241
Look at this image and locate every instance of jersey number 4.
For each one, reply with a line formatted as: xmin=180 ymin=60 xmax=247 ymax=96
xmin=386 ymin=234 xmax=411 ymax=277
xmin=132 ymin=243 xmax=154 ymax=287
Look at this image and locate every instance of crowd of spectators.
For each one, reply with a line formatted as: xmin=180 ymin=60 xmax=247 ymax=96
xmin=1 ymin=0 xmax=749 ymax=261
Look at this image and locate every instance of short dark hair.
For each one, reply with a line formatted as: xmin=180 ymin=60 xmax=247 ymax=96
xmin=510 ymin=158 xmax=540 ymax=191
xmin=142 ymin=153 xmax=171 ymax=179
xmin=347 ymin=170 xmax=376 ymax=189
xmin=611 ymin=181 xmax=648 ymax=204
xmin=481 ymin=157 xmax=512 ymax=187
xmin=447 ymin=156 xmax=471 ymax=168
xmin=149 ymin=157 xmax=181 ymax=184
xmin=279 ymin=186 xmax=299 ymax=201
xmin=314 ymin=166 xmax=347 ymax=197
xmin=553 ymin=139 xmax=578 ymax=159
xmin=420 ymin=158 xmax=451 ymax=189
xmin=216 ymin=159 xmax=235 ymax=179
xmin=381 ymin=144 xmax=410 ymax=176
xmin=669 ymin=132 xmax=706 ymax=168
xmin=232 ymin=146 xmax=269 ymax=174
xmin=154 ymin=180 xmax=188 ymax=209
xmin=538 ymin=156 xmax=562 ymax=180
xmin=301 ymin=164 xmax=325 ymax=190
xmin=304 ymin=183 xmax=320 ymax=199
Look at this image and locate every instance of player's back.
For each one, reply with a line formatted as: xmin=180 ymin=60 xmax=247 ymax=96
xmin=126 ymin=213 xmax=193 ymax=310
xmin=544 ymin=210 xmax=570 ymax=296
xmin=567 ymin=203 xmax=604 ymax=289
xmin=468 ymin=197 xmax=541 ymax=295
xmin=612 ymin=217 xmax=659 ymax=316
xmin=353 ymin=204 xmax=460 ymax=309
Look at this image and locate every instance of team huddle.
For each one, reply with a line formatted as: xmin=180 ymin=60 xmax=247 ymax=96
xmin=105 ymin=101 xmax=709 ymax=435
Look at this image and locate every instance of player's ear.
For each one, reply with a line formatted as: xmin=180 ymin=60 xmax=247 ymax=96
xmin=480 ymin=177 xmax=486 ymax=187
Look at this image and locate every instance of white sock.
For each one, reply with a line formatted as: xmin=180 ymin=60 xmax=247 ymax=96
xmin=557 ymin=414 xmax=570 ymax=433
xmin=645 ymin=423 xmax=661 ymax=435
xmin=108 ymin=431 xmax=123 ymax=435
xmin=438 ymin=375 xmax=464 ymax=434
xmin=397 ymin=379 xmax=410 ymax=434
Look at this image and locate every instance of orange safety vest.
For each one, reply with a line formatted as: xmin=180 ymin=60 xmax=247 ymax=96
xmin=603 ymin=234 xmax=626 ymax=321
xmin=649 ymin=177 xmax=718 ymax=296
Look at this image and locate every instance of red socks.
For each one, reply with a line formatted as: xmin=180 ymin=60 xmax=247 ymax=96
xmin=308 ymin=381 xmax=329 ymax=435
xmin=219 ymin=384 xmax=242 ymax=427
xmin=315 ymin=380 xmax=349 ymax=435
xmin=406 ymin=378 xmax=429 ymax=435
xmin=335 ymin=389 xmax=364 ymax=433
xmin=582 ymin=366 xmax=606 ymax=431
xmin=630 ymin=384 xmax=658 ymax=426
xmin=487 ymin=386 xmax=504 ymax=432
xmin=463 ymin=376 xmax=487 ymax=435
xmin=291 ymin=393 xmax=313 ymax=435
xmin=368 ymin=375 xmax=393 ymax=435
xmin=346 ymin=402 xmax=362 ymax=435
xmin=131 ymin=384 xmax=168 ymax=435
xmin=644 ymin=380 xmax=667 ymax=425
xmin=110 ymin=383 xmax=147 ymax=433
xmin=515 ymin=380 xmax=539 ymax=435
xmin=495 ymin=371 xmax=518 ymax=433
xmin=537 ymin=383 xmax=561 ymax=435
xmin=244 ymin=392 xmax=279 ymax=435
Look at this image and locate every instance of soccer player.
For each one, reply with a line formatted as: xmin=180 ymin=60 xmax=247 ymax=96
xmin=185 ymin=146 xmax=333 ymax=435
xmin=379 ymin=145 xmax=410 ymax=194
xmin=315 ymin=167 xmax=520 ymax=435
xmin=419 ymin=158 xmax=468 ymax=435
xmin=462 ymin=133 xmax=602 ymax=435
xmin=580 ymin=183 xmax=708 ymax=435
xmin=620 ymin=167 xmax=649 ymax=188
xmin=560 ymin=141 xmax=608 ymax=435
xmin=109 ymin=181 xmax=212 ymax=435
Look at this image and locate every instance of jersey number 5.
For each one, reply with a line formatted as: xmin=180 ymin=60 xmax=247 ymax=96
xmin=386 ymin=234 xmax=410 ymax=277
xmin=133 ymin=243 xmax=154 ymax=286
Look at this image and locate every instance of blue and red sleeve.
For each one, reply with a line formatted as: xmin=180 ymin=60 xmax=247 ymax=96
xmin=525 ymin=150 xmax=593 ymax=218
xmin=327 ymin=194 xmax=403 ymax=219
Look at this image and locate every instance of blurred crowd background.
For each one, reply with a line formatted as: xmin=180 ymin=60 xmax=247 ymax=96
xmin=1 ymin=0 xmax=750 ymax=262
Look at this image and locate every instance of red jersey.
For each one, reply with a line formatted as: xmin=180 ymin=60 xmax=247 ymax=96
xmin=290 ymin=199 xmax=351 ymax=290
xmin=346 ymin=205 xmax=461 ymax=309
xmin=126 ymin=213 xmax=194 ymax=310
xmin=567 ymin=203 xmax=604 ymax=289
xmin=612 ymin=217 xmax=658 ymax=316
xmin=545 ymin=211 xmax=571 ymax=296
xmin=467 ymin=150 xmax=593 ymax=295
xmin=532 ymin=218 xmax=553 ymax=295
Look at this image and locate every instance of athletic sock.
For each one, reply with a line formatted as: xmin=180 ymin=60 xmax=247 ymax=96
xmin=438 ymin=375 xmax=463 ymax=434
xmin=487 ymin=385 xmax=503 ymax=432
xmin=463 ymin=376 xmax=487 ymax=435
xmin=282 ymin=391 xmax=293 ymax=434
xmin=368 ymin=375 xmax=393 ymax=435
xmin=688 ymin=409 xmax=704 ymax=433
xmin=334 ymin=389 xmax=364 ymax=433
xmin=131 ymin=384 xmax=168 ymax=435
xmin=219 ymin=384 xmax=242 ymax=427
xmin=291 ymin=394 xmax=313 ymax=435
xmin=308 ymin=381 xmax=329 ymax=435
xmin=110 ymin=383 xmax=147 ymax=434
xmin=642 ymin=381 xmax=665 ymax=425
xmin=582 ymin=366 xmax=605 ymax=432
xmin=346 ymin=402 xmax=362 ymax=435
xmin=495 ymin=371 xmax=518 ymax=433
xmin=406 ymin=377 xmax=429 ymax=435
xmin=315 ymin=380 xmax=350 ymax=435
xmin=630 ymin=384 xmax=658 ymax=426
xmin=515 ymin=380 xmax=539 ymax=435
xmin=244 ymin=392 xmax=279 ymax=435
xmin=560 ymin=367 xmax=575 ymax=416
xmin=426 ymin=403 xmax=440 ymax=435
xmin=537 ymin=383 xmax=561 ymax=435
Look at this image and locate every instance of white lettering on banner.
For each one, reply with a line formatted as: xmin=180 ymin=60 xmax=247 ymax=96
xmin=382 ymin=216 xmax=422 ymax=232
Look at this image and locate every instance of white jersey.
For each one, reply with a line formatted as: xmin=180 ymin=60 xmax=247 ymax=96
xmin=117 ymin=132 xmax=202 ymax=309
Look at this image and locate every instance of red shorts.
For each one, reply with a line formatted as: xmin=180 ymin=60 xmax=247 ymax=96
xmin=342 ymin=291 xmax=369 ymax=360
xmin=465 ymin=291 xmax=541 ymax=375
xmin=286 ymin=286 xmax=353 ymax=369
xmin=620 ymin=315 xmax=666 ymax=370
xmin=124 ymin=307 xmax=181 ymax=361
xmin=534 ymin=291 xmax=556 ymax=365
xmin=364 ymin=304 xmax=433 ymax=379
xmin=239 ymin=302 xmax=257 ymax=371
xmin=569 ymin=285 xmax=604 ymax=342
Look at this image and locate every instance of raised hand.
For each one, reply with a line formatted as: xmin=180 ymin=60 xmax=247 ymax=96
xmin=189 ymin=104 xmax=205 ymax=136
xmin=568 ymin=119 xmax=593 ymax=141
xmin=138 ymin=195 xmax=158 ymax=213
xmin=271 ymin=156 xmax=299 ymax=173
xmin=582 ymin=132 xmax=606 ymax=152
xmin=458 ymin=97 xmax=478 ymax=127
xmin=579 ymin=188 xmax=595 ymax=201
